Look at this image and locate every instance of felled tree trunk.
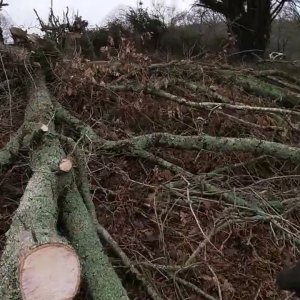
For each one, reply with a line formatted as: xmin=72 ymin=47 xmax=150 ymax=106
xmin=0 ymin=74 xmax=81 ymax=299
xmin=0 ymin=71 xmax=129 ymax=299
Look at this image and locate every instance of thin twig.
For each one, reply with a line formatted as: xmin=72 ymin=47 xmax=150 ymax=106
xmin=96 ymin=223 xmax=163 ymax=300
xmin=166 ymin=272 xmax=218 ymax=300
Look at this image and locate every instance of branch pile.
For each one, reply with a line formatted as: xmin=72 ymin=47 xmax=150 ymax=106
xmin=0 ymin=49 xmax=128 ymax=300
xmin=1 ymin=41 xmax=300 ymax=299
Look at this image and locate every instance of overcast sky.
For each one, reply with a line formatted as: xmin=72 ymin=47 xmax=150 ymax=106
xmin=2 ymin=0 xmax=194 ymax=30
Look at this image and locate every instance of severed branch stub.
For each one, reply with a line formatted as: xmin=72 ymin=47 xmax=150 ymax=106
xmin=40 ymin=124 xmax=49 ymax=133
xmin=19 ymin=243 xmax=80 ymax=300
xmin=59 ymin=157 xmax=73 ymax=173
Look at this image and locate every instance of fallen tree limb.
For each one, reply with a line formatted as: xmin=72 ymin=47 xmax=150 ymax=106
xmin=253 ymin=70 xmax=300 ymax=86
xmin=222 ymin=72 xmax=300 ymax=107
xmin=176 ymin=79 xmax=231 ymax=103
xmin=54 ymin=109 xmax=300 ymax=214
xmin=0 ymin=74 xmax=129 ymax=299
xmin=99 ymin=132 xmax=300 ymax=164
xmin=54 ymin=102 xmax=102 ymax=143
xmin=207 ymin=155 xmax=269 ymax=177
xmin=264 ymin=75 xmax=300 ymax=94
xmin=129 ymin=146 xmax=264 ymax=214
xmin=96 ymin=223 xmax=162 ymax=300
xmin=107 ymin=84 xmax=300 ymax=117
xmin=55 ymin=107 xmax=298 ymax=215
xmin=148 ymin=60 xmax=182 ymax=69
xmin=216 ymin=111 xmax=285 ymax=132
xmin=57 ymin=113 xmax=264 ymax=214
xmin=166 ymin=272 xmax=218 ymax=300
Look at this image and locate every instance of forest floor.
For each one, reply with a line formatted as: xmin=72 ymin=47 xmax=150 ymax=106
xmin=1 ymin=48 xmax=300 ymax=299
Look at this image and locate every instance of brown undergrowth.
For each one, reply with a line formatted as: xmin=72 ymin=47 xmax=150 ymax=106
xmin=1 ymin=43 xmax=300 ymax=299
xmin=51 ymin=52 xmax=300 ymax=299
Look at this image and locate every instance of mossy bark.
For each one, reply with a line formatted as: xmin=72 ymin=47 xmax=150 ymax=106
xmin=0 ymin=74 xmax=128 ymax=299
xmin=100 ymin=132 xmax=300 ymax=164
xmin=61 ymin=185 xmax=129 ymax=300
xmin=0 ymin=76 xmax=74 ymax=299
xmin=221 ymin=71 xmax=300 ymax=108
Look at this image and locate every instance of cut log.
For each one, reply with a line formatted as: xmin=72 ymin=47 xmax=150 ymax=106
xmin=40 ymin=124 xmax=49 ymax=133
xmin=0 ymin=75 xmax=81 ymax=299
xmin=0 ymin=72 xmax=129 ymax=299
xmin=19 ymin=243 xmax=80 ymax=300
xmin=59 ymin=158 xmax=73 ymax=173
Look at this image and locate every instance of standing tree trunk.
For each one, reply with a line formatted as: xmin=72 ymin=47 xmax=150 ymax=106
xmin=229 ymin=0 xmax=272 ymax=54
xmin=196 ymin=0 xmax=285 ymax=56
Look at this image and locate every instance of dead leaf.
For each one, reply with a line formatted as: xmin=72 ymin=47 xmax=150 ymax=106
xmin=143 ymin=230 xmax=159 ymax=242
xmin=145 ymin=193 xmax=156 ymax=206
xmin=91 ymin=77 xmax=97 ymax=85
xmin=223 ymin=279 xmax=235 ymax=293
xmin=67 ymin=86 xmax=73 ymax=96
xmin=180 ymin=211 xmax=188 ymax=226
xmin=158 ymin=170 xmax=173 ymax=181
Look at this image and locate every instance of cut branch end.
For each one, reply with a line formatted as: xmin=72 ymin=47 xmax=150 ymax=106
xmin=19 ymin=243 xmax=80 ymax=300
xmin=59 ymin=158 xmax=73 ymax=172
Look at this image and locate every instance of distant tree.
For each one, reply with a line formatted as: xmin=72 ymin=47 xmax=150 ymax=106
xmin=0 ymin=0 xmax=8 ymax=43
xmin=125 ymin=6 xmax=166 ymax=49
xmin=194 ymin=0 xmax=297 ymax=56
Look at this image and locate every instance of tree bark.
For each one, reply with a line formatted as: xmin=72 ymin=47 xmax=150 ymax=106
xmin=229 ymin=73 xmax=300 ymax=107
xmin=0 ymin=75 xmax=81 ymax=300
xmin=198 ymin=0 xmax=273 ymax=55
xmin=0 ymin=72 xmax=129 ymax=299
xmin=60 ymin=184 xmax=129 ymax=300
xmin=230 ymin=0 xmax=272 ymax=54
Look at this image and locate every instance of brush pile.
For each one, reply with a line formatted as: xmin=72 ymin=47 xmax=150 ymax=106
xmin=1 ymin=38 xmax=300 ymax=299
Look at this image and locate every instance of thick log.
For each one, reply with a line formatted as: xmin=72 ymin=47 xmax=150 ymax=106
xmin=61 ymin=183 xmax=129 ymax=300
xmin=19 ymin=243 xmax=80 ymax=300
xmin=0 ymin=76 xmax=81 ymax=299
xmin=107 ymin=84 xmax=300 ymax=117
xmin=59 ymin=136 xmax=130 ymax=299
xmin=0 ymin=73 xmax=129 ymax=299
